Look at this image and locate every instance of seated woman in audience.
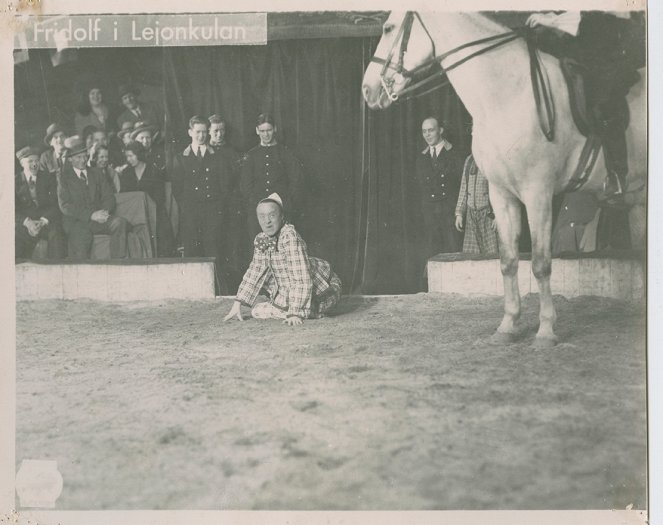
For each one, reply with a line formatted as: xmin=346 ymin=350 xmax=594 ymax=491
xmin=224 ymin=193 xmax=342 ymax=326
xmin=119 ymin=141 xmax=175 ymax=256
xmin=74 ymin=84 xmax=116 ymax=138
xmin=92 ymin=145 xmax=120 ymax=193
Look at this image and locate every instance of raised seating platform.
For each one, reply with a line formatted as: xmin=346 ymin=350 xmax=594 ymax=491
xmin=15 ymin=258 xmax=216 ymax=301
xmin=428 ymin=251 xmax=645 ymax=301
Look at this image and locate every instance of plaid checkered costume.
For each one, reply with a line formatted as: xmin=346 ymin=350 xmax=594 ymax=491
xmin=235 ymin=223 xmax=341 ymax=319
xmin=455 ymin=155 xmax=499 ymax=255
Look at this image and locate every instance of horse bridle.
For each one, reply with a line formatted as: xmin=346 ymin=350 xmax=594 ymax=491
xmin=370 ymin=12 xmax=521 ymax=102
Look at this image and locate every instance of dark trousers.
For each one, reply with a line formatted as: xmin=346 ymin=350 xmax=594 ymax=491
xmin=15 ymin=222 xmax=66 ymax=259
xmin=180 ymin=200 xmax=232 ymax=294
xmin=64 ymin=216 xmax=128 ymax=259
xmin=155 ymin=205 xmax=176 ymax=257
xmin=422 ymin=200 xmax=461 ymax=258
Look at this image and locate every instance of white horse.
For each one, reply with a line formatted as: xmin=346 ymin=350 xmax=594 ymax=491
xmin=362 ymin=12 xmax=646 ymax=346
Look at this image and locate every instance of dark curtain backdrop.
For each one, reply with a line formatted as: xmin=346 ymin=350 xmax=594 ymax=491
xmin=161 ymin=38 xmax=472 ymax=294
xmin=14 ymin=38 xmax=493 ymax=294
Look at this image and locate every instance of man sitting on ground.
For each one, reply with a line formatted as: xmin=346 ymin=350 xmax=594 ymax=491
xmin=224 ymin=193 xmax=342 ymax=325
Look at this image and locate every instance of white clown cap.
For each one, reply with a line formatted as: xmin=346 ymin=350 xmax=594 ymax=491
xmin=259 ymin=192 xmax=284 ymax=209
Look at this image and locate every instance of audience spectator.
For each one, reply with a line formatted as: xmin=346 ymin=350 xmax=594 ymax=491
xmin=74 ymin=84 xmax=116 ymax=138
xmin=118 ymin=121 xmax=135 ymax=148
xmin=171 ymin=116 xmax=235 ymax=290
xmin=93 ymin=145 xmax=120 ymax=192
xmin=119 ymin=141 xmax=175 ymax=256
xmin=454 ymin=154 xmax=499 ymax=255
xmin=131 ymin=121 xmax=166 ymax=178
xmin=416 ymin=116 xmax=463 ymax=259
xmin=39 ymin=123 xmax=68 ymax=179
xmin=240 ymin=113 xmax=304 ymax=236
xmin=57 ymin=135 xmax=128 ymax=259
xmin=209 ymin=113 xmax=244 ymax=281
xmin=208 ymin=114 xmax=240 ymax=164
xmin=15 ymin=146 xmax=66 ymax=259
xmin=116 ymin=84 xmax=161 ymax=130
xmin=82 ymin=125 xmax=98 ymax=153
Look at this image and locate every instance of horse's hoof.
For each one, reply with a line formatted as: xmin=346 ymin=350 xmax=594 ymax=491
xmin=532 ymin=335 xmax=558 ymax=349
xmin=489 ymin=331 xmax=516 ymax=345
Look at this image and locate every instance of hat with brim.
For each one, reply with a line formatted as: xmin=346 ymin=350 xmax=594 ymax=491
xmin=117 ymin=121 xmax=134 ymax=140
xmin=64 ymin=135 xmax=88 ymax=157
xmin=43 ymin=123 xmax=66 ymax=146
xmin=118 ymin=83 xmax=140 ymax=99
xmin=130 ymin=121 xmax=158 ymax=141
xmin=16 ymin=146 xmax=41 ymax=161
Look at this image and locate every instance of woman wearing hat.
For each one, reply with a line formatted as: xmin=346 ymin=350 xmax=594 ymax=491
xmin=39 ymin=123 xmax=68 ymax=178
xmin=119 ymin=141 xmax=175 ymax=256
xmin=224 ymin=193 xmax=341 ymax=325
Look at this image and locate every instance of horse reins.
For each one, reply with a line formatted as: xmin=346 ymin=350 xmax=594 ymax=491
xmin=370 ymin=13 xmax=556 ymax=141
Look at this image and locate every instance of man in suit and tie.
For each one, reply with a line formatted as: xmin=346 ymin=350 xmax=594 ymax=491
xmin=39 ymin=123 xmax=68 ymax=179
xmin=15 ymin=146 xmax=66 ymax=259
xmin=171 ymin=115 xmax=234 ymax=291
xmin=415 ymin=116 xmax=463 ymax=259
xmin=57 ymin=136 xmax=128 ymax=259
xmin=116 ymin=84 xmax=161 ymax=130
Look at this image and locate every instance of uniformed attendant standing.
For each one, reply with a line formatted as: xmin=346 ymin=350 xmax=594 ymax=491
xmin=415 ymin=116 xmax=463 ymax=259
xmin=209 ymin=114 xmax=245 ymax=282
xmin=240 ymin=113 xmax=304 ymax=237
xmin=171 ymin=116 xmax=234 ymax=289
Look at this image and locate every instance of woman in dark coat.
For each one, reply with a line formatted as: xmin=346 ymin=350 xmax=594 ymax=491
xmin=119 ymin=141 xmax=175 ymax=256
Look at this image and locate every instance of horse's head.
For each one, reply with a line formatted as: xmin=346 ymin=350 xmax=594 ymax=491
xmin=362 ymin=11 xmax=436 ymax=110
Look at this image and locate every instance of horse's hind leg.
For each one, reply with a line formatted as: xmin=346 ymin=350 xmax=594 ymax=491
xmin=490 ymin=186 xmax=522 ymax=343
xmin=523 ymin=189 xmax=557 ymax=347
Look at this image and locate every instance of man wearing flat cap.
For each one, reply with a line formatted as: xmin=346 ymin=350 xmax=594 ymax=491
xmin=57 ymin=135 xmax=128 ymax=259
xmin=39 ymin=123 xmax=68 ymax=179
xmin=116 ymin=84 xmax=160 ymax=131
xmin=15 ymin=146 xmax=66 ymax=259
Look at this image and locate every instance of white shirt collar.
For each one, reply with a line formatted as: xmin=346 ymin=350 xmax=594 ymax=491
xmin=424 ymin=139 xmax=453 ymax=156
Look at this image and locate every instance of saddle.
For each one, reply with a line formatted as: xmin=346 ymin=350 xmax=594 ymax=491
xmin=524 ymin=31 xmax=629 ymax=194
xmin=559 ymin=57 xmax=593 ymax=137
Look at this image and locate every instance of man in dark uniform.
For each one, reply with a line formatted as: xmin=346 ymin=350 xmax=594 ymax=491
xmin=57 ymin=136 xmax=128 ymax=259
xmin=15 ymin=146 xmax=66 ymax=259
xmin=171 ymin=115 xmax=234 ymax=291
xmin=240 ymin=113 xmax=304 ymax=237
xmin=209 ymin=113 xmax=245 ymax=281
xmin=416 ymin=116 xmax=463 ymax=260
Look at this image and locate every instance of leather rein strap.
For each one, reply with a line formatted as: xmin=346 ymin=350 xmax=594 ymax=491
xmin=370 ymin=13 xmax=556 ymax=142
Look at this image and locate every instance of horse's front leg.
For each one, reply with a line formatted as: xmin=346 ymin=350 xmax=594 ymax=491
xmin=523 ymin=189 xmax=557 ymax=347
xmin=489 ymin=185 xmax=522 ymax=343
